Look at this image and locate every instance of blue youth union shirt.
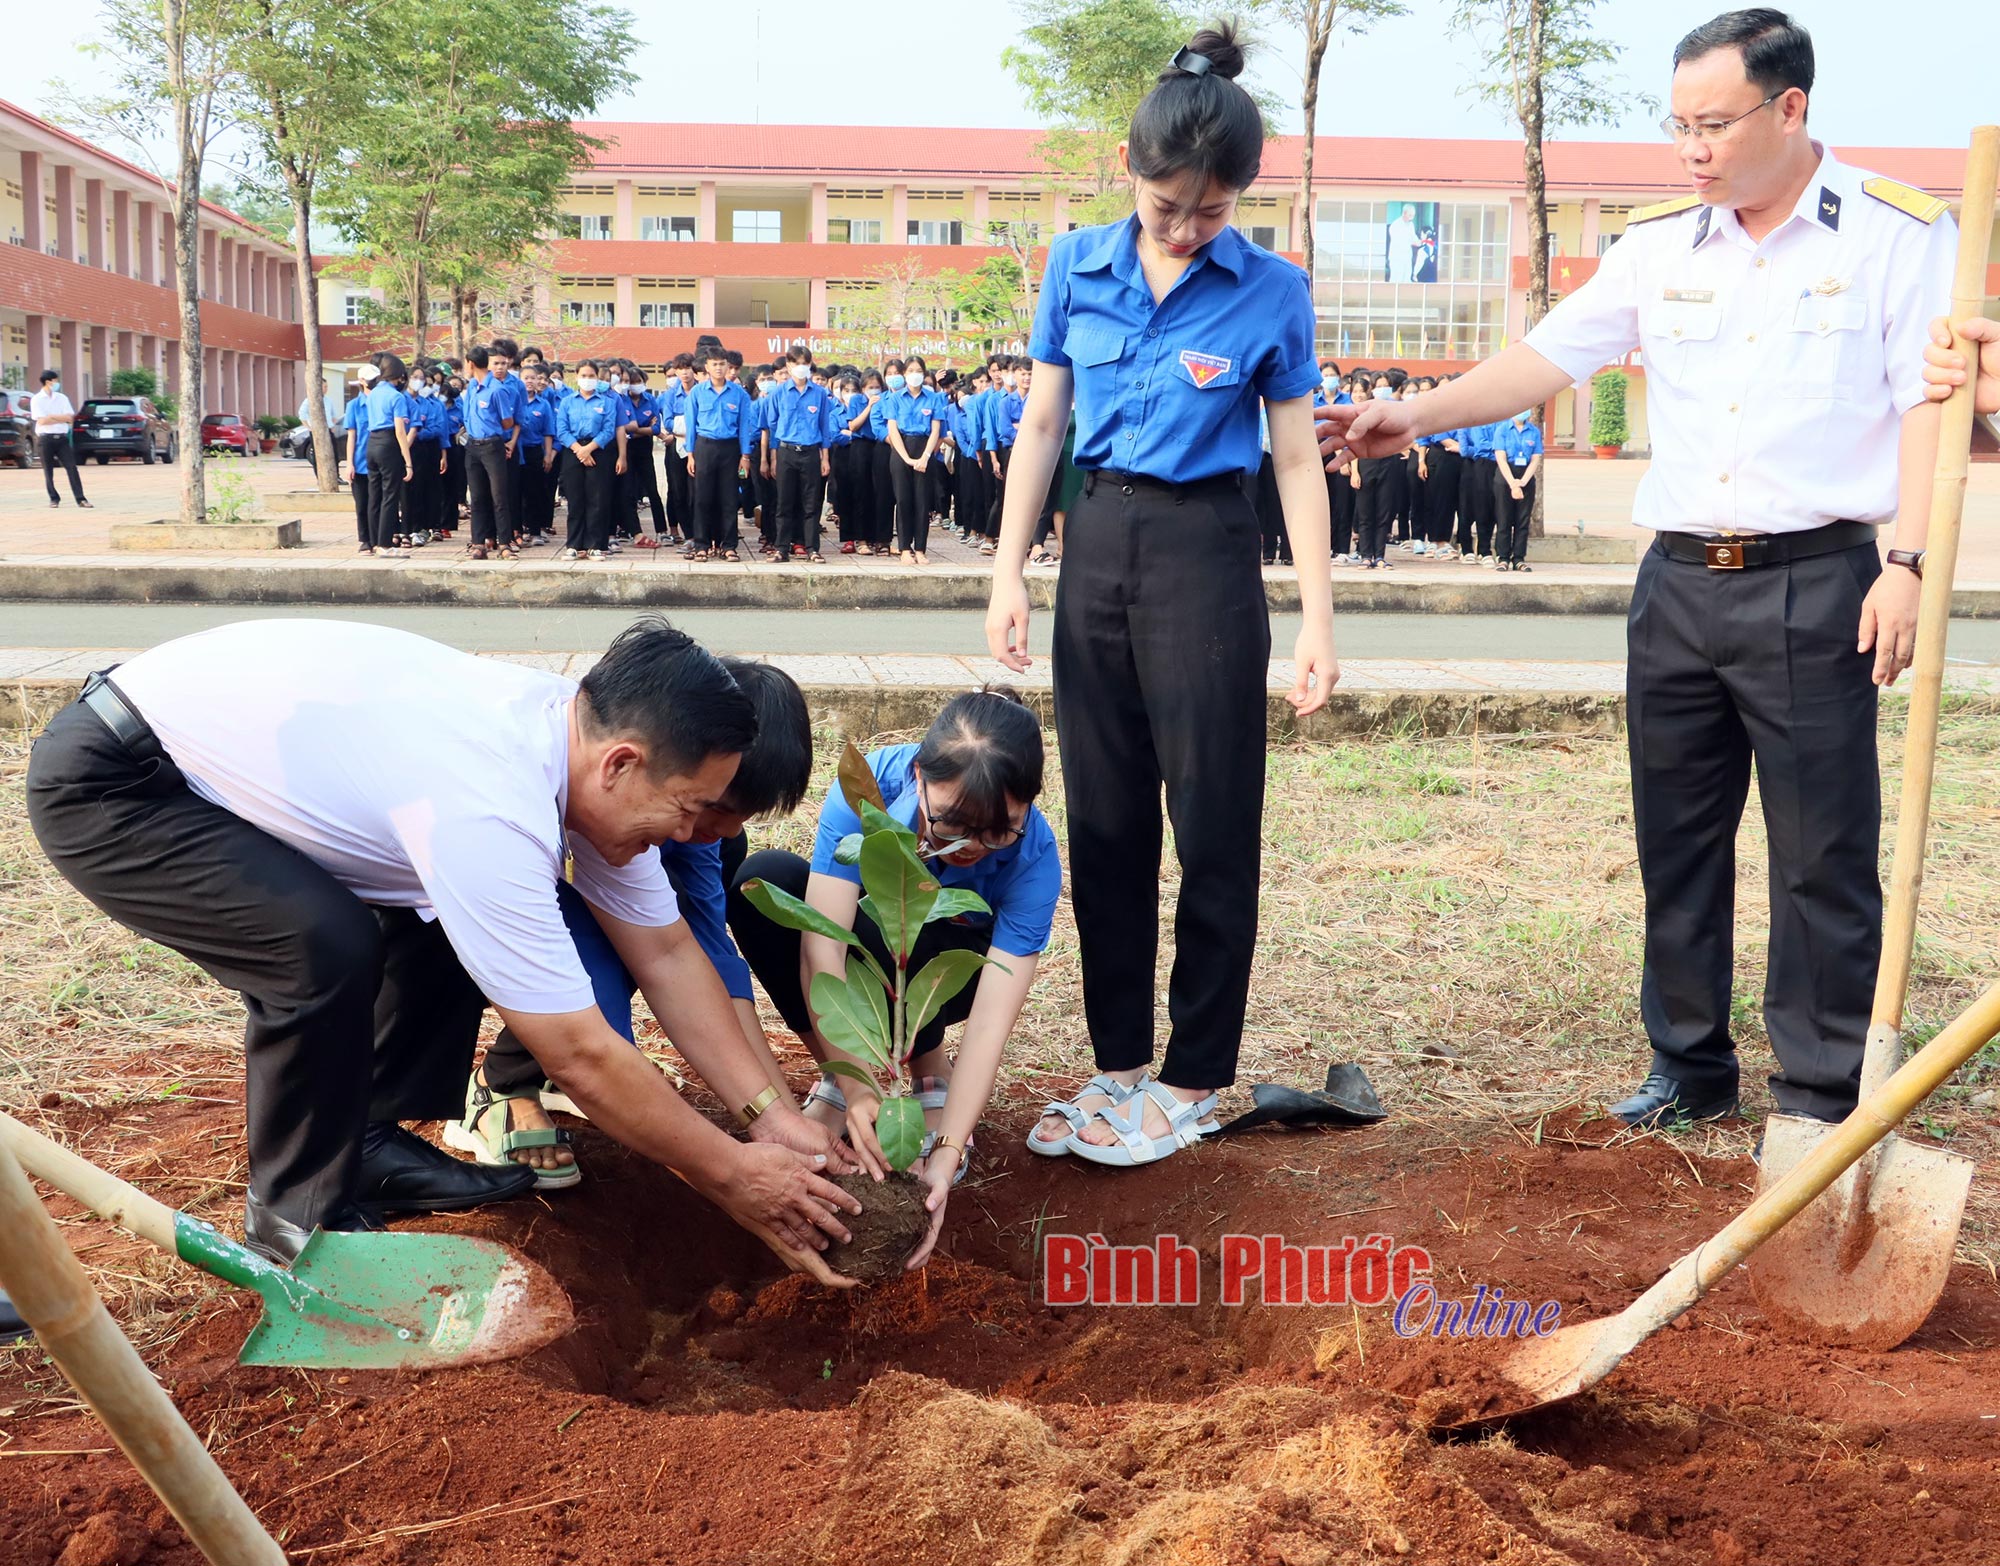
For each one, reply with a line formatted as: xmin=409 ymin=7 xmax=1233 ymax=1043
xmin=1030 ymin=216 xmax=1319 ymax=483
xmin=515 ymin=393 xmax=554 ymax=462
xmin=689 ymin=382 xmax=758 ymax=453
xmin=363 ymin=382 xmax=412 ymax=430
xmin=657 ymin=839 xmax=753 ymax=1001
xmin=462 ymin=375 xmax=515 ymax=440
xmin=770 ymin=382 xmax=838 ymax=446
xmin=1498 ymin=420 xmax=1544 ymax=466
xmin=556 ymin=389 xmax=617 ymax=451
xmin=809 ymin=743 xmax=1062 ymax=958
xmin=885 ymin=386 xmax=942 ymax=440
xmin=341 ymin=397 xmax=371 ymax=474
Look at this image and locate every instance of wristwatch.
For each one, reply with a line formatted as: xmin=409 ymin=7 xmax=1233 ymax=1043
xmin=1886 ymin=548 xmax=1926 ymax=579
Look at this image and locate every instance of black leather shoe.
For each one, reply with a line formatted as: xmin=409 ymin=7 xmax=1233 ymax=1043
xmin=355 ymin=1123 xmax=536 ymax=1219
xmin=0 ymin=1286 xmax=31 ymax=1346
xmin=243 ymin=1192 xmax=385 ymax=1267
xmin=1608 ymin=1073 xmax=1739 ymax=1128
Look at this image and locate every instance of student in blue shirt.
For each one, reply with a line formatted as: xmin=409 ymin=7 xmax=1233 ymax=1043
xmin=842 ymin=370 xmax=886 ymax=555
xmin=824 ymin=369 xmax=859 ymax=553
xmin=1493 ymin=410 xmax=1544 ymax=572
xmin=552 ymin=359 xmax=619 ymax=561
xmin=765 ymin=346 xmax=838 ymax=562
xmin=362 ymin=353 xmax=417 ymax=558
xmin=461 ymin=344 xmax=522 ymax=557
xmin=402 ymin=367 xmax=449 ymax=547
xmin=986 ymin=25 xmax=1338 ymax=1168
xmin=463 ymin=659 xmax=819 ymax=1192
xmin=1456 ymin=417 xmax=1500 ymax=564
xmin=685 ymin=346 xmax=756 ymax=561
xmin=730 ymin=689 xmax=1062 ymax=1263
xmin=439 ymin=374 xmax=466 ymax=540
xmin=341 ymin=371 xmax=374 ymax=554
xmin=515 ymin=364 xmax=559 ymax=546
xmin=659 ymin=355 xmax=697 ymax=548
xmin=884 ymin=354 xmax=944 ymax=563
xmin=1314 ymin=361 xmax=1356 ymax=561
xmin=614 ymin=365 xmax=667 ymax=548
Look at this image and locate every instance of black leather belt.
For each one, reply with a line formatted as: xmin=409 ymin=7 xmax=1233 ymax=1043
xmin=79 ymin=670 xmax=164 ymax=765
xmin=778 ymin=442 xmax=820 ymax=452
xmin=1655 ymin=520 xmax=1876 ymax=570
xmin=1083 ymin=468 xmax=1246 ymax=504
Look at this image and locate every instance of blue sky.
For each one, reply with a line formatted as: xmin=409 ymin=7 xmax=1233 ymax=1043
xmin=3 ymin=0 xmax=1986 ymax=150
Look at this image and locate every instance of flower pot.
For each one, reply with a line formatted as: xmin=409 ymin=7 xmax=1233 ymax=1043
xmin=1592 ymin=445 xmax=1621 ymax=459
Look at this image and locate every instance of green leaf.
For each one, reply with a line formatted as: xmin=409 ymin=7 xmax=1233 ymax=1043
xmin=923 ymin=887 xmax=993 ymax=925
xmin=875 ymin=1095 xmax=926 ymax=1173
xmin=810 ymin=969 xmax=892 ymax=1074
xmin=819 ymin=1059 xmax=882 ymax=1093
xmin=859 ymin=831 xmax=938 ymax=962
xmin=837 ymin=738 xmax=889 ymax=814
xmin=832 ymin=832 xmax=864 ymax=866
xmin=740 ymin=879 xmax=889 ymax=991
xmin=904 ymin=948 xmax=1004 ymax=1037
xmin=858 ymin=799 xmax=914 ymax=842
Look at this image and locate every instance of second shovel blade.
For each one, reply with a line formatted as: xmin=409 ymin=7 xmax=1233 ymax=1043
xmin=1747 ymin=1114 xmax=1973 ymax=1352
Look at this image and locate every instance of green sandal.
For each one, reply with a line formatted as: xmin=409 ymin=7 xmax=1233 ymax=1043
xmin=443 ymin=1072 xmax=581 ymax=1190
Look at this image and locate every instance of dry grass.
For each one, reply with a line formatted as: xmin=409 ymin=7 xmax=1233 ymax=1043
xmin=3 ymin=704 xmax=1998 ymax=1357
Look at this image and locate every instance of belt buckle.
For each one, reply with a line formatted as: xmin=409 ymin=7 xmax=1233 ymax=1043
xmin=1704 ymin=539 xmax=1745 ymax=570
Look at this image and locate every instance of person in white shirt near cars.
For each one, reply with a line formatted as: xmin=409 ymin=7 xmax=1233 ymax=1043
xmin=30 ymin=367 xmax=91 ymax=509
xmin=1317 ymin=8 xmax=1956 ymax=1137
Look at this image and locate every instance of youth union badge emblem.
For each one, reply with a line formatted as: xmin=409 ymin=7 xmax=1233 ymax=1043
xmin=1179 ymin=350 xmax=1233 ymax=389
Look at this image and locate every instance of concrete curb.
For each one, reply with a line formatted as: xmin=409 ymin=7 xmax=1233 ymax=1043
xmin=7 ymin=560 xmax=1999 ymax=618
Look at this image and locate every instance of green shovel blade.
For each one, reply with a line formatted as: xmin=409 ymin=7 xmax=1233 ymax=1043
xmin=175 ymin=1216 xmax=573 ymax=1371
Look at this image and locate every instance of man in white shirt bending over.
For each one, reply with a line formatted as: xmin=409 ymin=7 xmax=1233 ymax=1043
xmin=26 ymin=616 xmax=862 ymax=1284
xmin=29 ymin=367 xmax=91 ymax=509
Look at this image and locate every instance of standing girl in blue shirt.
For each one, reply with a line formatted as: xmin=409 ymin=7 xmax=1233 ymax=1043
xmin=885 ymin=354 xmax=943 ymax=564
xmin=362 ymin=354 xmax=416 ymax=559
xmin=986 ymin=25 xmax=1339 ymax=1167
xmin=341 ymin=370 xmax=373 ymax=554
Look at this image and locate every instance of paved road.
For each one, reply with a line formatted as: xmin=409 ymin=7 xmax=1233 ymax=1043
xmin=6 ymin=602 xmax=2000 ymax=665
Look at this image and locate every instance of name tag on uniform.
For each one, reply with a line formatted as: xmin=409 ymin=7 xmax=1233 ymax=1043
xmin=1179 ymin=350 xmax=1233 ymax=389
xmin=1661 ymin=288 xmax=1715 ymax=304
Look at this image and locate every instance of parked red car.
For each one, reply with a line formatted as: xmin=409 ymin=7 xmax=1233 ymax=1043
xmin=201 ymin=412 xmax=251 ymax=454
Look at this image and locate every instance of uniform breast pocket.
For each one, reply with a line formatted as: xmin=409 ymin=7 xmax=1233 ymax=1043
xmin=1640 ymin=301 xmax=1722 ymax=377
xmin=1779 ymin=294 xmax=1868 ymax=400
xmin=1173 ymin=348 xmax=1242 ymax=392
xmin=1063 ymin=325 xmax=1125 ymax=368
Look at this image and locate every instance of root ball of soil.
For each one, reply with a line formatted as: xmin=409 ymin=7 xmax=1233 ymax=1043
xmin=826 ymin=1172 xmax=932 ymax=1284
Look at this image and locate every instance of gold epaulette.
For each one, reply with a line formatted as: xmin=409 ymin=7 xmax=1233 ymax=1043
xmin=1628 ymin=195 xmax=1702 ymax=225
xmin=1861 ymin=177 xmax=1949 ymax=224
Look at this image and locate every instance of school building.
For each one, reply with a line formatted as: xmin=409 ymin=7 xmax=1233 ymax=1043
xmin=316 ymin=123 xmax=1995 ymax=450
xmin=0 ymin=99 xmax=307 ymax=419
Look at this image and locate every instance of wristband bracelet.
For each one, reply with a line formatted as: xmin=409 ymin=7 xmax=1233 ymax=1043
xmin=736 ymin=1084 xmax=780 ymax=1127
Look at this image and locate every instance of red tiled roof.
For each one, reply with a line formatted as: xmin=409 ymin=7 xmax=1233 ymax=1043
xmin=0 ymin=97 xmax=284 ymax=246
xmin=576 ymin=122 xmax=1973 ymax=198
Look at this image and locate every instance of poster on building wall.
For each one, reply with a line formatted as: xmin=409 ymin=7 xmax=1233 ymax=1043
xmin=1382 ymin=202 xmax=1440 ymax=283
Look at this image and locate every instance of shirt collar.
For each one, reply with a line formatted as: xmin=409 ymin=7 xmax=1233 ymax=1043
xmin=1694 ymin=142 xmax=1846 ymax=251
xmin=1073 ymin=213 xmax=1247 ymax=286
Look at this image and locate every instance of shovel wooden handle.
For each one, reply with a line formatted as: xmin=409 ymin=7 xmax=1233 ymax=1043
xmin=0 ymin=1110 xmax=179 ymax=1254
xmin=0 ymin=1144 xmax=288 ymax=1565
xmin=1869 ymin=124 xmax=2000 ymax=1077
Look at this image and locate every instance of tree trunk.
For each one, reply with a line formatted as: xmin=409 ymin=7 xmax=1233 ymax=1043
xmin=162 ymin=0 xmax=205 ymax=525
xmin=1521 ymin=0 xmax=1550 ymax=535
xmin=288 ymin=189 xmax=338 ymax=492
xmin=1300 ymin=6 xmax=1330 ymax=282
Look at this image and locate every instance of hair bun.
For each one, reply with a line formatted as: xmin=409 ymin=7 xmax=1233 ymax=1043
xmin=1182 ymin=24 xmax=1247 ymax=81
xmin=977 ymin=683 xmax=1029 ymax=708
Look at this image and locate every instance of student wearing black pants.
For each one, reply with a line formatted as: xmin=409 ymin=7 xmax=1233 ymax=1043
xmin=1492 ymin=468 xmax=1537 ymax=569
xmin=362 ymin=356 xmax=415 ymax=557
xmin=991 ymin=28 xmax=1338 ymax=1169
xmin=1421 ymin=439 xmax=1460 ymax=553
xmin=1327 ymin=460 xmax=1355 ymax=559
xmin=1354 ymin=456 xmax=1399 ymax=564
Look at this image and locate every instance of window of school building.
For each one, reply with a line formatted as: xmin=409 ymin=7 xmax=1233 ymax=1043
xmin=908 ymin=219 xmax=963 ymax=246
xmin=828 ymin=218 xmax=883 ymax=243
xmin=1311 ymin=197 xmax=1511 ymax=359
xmin=641 ymin=215 xmax=696 ymax=242
xmin=731 ymin=209 xmax=783 ymax=244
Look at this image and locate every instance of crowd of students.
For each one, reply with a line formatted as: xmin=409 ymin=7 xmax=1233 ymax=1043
xmin=327 ymin=335 xmax=1076 ymax=568
xmin=1266 ymin=362 xmax=1544 ymax=572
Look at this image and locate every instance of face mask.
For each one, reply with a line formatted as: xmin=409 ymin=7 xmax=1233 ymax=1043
xmin=1004 ymin=373 xmax=1019 ymax=390
xmin=1373 ymin=386 xmax=1396 ymax=401
xmin=904 ymin=372 xmax=924 ymax=390
xmin=1321 ymin=373 xmax=1339 ymax=391
xmin=757 ymin=379 xmax=775 ymax=394
xmin=577 ymin=376 xmax=598 ymax=394
xmin=790 ymin=363 xmax=811 ymax=382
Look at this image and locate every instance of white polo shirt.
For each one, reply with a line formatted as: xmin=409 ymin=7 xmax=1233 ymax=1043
xmin=111 ymin=620 xmax=680 ymax=1015
xmin=1523 ymin=147 xmax=1957 ymax=535
xmin=29 ymin=388 xmax=75 ymax=436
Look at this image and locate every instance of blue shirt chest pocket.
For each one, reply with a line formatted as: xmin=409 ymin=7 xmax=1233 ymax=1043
xmin=1172 ymin=347 xmax=1243 ymax=393
xmin=1063 ymin=325 xmax=1125 ymax=370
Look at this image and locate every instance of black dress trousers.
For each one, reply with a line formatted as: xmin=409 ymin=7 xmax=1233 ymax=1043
xmin=1052 ymin=471 xmax=1270 ymax=1090
xmin=1625 ymin=538 xmax=1883 ymax=1120
xmin=26 ymin=695 xmax=486 ymax=1230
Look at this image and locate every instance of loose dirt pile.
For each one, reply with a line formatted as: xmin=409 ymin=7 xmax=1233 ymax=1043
xmin=3 ymin=1099 xmax=1997 ymax=1564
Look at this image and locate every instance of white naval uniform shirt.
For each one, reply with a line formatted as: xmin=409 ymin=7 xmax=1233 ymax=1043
xmin=1524 ymin=148 xmax=1957 ymax=536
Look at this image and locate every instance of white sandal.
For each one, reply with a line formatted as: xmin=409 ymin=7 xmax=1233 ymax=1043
xmin=1067 ymin=1079 xmax=1221 ymax=1168
xmin=1026 ymin=1073 xmax=1142 ymax=1157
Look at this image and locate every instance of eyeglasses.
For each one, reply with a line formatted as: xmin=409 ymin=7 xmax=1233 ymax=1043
xmin=917 ymin=775 xmax=1025 ymax=855
xmin=1659 ymin=92 xmax=1781 ymax=143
